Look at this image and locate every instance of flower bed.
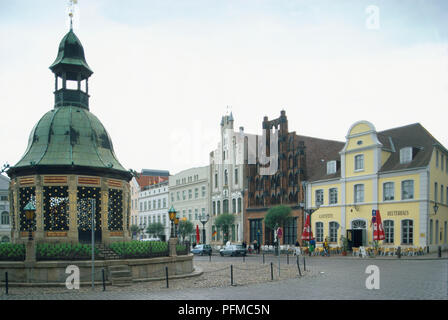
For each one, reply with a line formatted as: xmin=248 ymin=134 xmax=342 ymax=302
xmin=36 ymin=243 xmax=98 ymax=261
xmin=0 ymin=243 xmax=25 ymax=261
xmin=108 ymin=241 xmax=169 ymax=259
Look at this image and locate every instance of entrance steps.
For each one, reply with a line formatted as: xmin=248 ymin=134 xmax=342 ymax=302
xmin=95 ymin=244 xmax=120 ymax=260
xmin=107 ymin=265 xmax=133 ymax=287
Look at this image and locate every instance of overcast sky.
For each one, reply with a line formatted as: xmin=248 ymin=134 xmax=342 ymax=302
xmin=1 ymin=0 xmax=447 ymax=176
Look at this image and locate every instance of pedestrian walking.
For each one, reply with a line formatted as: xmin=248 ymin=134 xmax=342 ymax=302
xmin=323 ymin=237 xmax=330 ymax=256
xmin=294 ymin=239 xmax=301 ymax=256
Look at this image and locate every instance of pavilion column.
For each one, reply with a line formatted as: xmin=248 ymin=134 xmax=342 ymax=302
xmin=67 ymin=175 xmax=78 ymax=242
xmin=101 ymin=178 xmax=109 ymax=243
xmin=34 ymin=175 xmax=44 ymax=241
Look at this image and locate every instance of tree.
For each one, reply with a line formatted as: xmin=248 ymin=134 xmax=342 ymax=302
xmin=146 ymin=222 xmax=165 ymax=239
xmin=178 ymin=220 xmax=194 ymax=243
xmin=265 ymin=205 xmax=292 ymax=245
xmin=215 ymin=213 xmax=235 ymax=244
xmin=130 ymin=224 xmax=139 ymax=240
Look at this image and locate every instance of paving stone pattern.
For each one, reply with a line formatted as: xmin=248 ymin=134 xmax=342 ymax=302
xmin=0 ymin=255 xmax=447 ymax=300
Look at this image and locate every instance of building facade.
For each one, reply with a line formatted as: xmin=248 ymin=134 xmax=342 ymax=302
xmin=138 ymin=180 xmax=170 ymax=241
xmin=306 ymin=121 xmax=448 ymax=252
xmin=169 ymin=166 xmax=210 ymax=244
xmin=244 ymin=110 xmax=344 ymax=246
xmin=129 ymin=169 xmax=170 ymax=240
xmin=209 ymin=113 xmax=246 ymax=245
xmin=0 ymin=175 xmax=11 ymax=242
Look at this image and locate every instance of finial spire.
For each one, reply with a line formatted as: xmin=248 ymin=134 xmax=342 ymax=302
xmin=68 ymin=0 xmax=77 ymax=31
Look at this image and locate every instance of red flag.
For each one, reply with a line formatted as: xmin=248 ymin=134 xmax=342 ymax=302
xmin=373 ymin=210 xmax=385 ymax=241
xmin=196 ymin=225 xmax=200 ymax=243
xmin=301 ymin=214 xmax=314 ymax=241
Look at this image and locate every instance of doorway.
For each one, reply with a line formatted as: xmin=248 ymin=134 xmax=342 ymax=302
xmin=350 ymin=219 xmax=367 ymax=247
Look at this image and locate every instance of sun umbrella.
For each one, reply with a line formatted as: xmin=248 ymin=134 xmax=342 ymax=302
xmin=372 ymin=210 xmax=385 ymax=241
xmin=301 ymin=213 xmax=314 ymax=241
xmin=196 ymin=225 xmax=200 ymax=244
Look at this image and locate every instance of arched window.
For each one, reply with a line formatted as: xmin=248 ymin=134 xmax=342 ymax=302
xmin=1 ymin=211 xmax=9 ymax=225
xmin=224 ymin=170 xmax=228 ymax=186
xmin=223 ymin=199 xmax=229 ymax=213
xmin=351 ymin=219 xmax=366 ymax=229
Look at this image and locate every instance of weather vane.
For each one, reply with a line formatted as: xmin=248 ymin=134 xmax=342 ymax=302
xmin=68 ymin=0 xmax=78 ymax=30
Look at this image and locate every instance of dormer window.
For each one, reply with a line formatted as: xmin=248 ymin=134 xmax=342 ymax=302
xmin=327 ymin=161 xmax=337 ymax=175
xmin=400 ymin=147 xmax=413 ymax=164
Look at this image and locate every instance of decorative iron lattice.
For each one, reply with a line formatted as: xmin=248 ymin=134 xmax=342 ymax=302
xmin=19 ymin=187 xmax=36 ymax=231
xmin=43 ymin=186 xmax=69 ymax=231
xmin=108 ymin=189 xmax=123 ymax=231
xmin=9 ymin=190 xmax=15 ymax=229
xmin=77 ymin=187 xmax=101 ymax=232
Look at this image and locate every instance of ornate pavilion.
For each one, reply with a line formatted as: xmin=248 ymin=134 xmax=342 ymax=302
xmin=6 ymin=26 xmax=132 ymax=244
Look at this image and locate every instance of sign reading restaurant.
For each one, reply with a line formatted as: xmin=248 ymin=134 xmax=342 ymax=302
xmin=318 ymin=214 xmax=334 ymax=219
xmin=386 ymin=210 xmax=409 ymax=216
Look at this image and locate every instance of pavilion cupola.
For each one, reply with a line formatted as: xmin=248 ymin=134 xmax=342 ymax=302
xmin=49 ymin=26 xmax=93 ymax=110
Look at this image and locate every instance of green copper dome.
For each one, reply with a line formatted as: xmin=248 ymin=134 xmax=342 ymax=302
xmin=8 ymin=28 xmax=131 ymax=181
xmin=8 ymin=106 xmax=131 ymax=180
xmin=49 ymin=29 xmax=93 ymax=80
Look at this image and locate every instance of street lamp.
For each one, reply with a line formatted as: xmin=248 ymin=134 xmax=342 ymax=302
xmin=139 ymin=223 xmax=144 ymax=239
xmin=299 ymin=202 xmax=320 ymax=256
xmin=434 ymin=202 xmax=439 ymax=215
xmin=168 ymin=206 xmax=178 ymax=238
xmin=199 ymin=213 xmax=210 ymax=244
xmin=24 ymin=201 xmax=36 ymax=241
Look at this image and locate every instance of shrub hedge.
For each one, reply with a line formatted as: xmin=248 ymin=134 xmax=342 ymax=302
xmin=109 ymin=241 xmax=168 ymax=258
xmin=0 ymin=243 xmax=25 ymax=261
xmin=36 ymin=243 xmax=98 ymax=261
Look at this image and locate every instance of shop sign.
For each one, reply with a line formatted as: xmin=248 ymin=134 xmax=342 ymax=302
xmin=318 ymin=213 xmax=333 ymax=219
xmin=386 ymin=210 xmax=409 ymax=217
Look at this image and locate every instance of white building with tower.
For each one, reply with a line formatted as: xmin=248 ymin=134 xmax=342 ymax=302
xmin=209 ymin=112 xmax=247 ymax=245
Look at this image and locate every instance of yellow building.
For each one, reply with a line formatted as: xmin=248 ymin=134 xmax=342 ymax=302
xmin=306 ymin=121 xmax=448 ymax=252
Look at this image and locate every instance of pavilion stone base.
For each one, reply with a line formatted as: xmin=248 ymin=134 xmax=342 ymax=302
xmin=10 ymin=173 xmax=132 ymax=245
xmin=0 ymin=254 xmax=194 ymax=287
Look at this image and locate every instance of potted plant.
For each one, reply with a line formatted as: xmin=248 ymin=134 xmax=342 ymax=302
xmin=372 ymin=240 xmax=380 ymax=256
xmin=340 ymin=235 xmax=349 ymax=256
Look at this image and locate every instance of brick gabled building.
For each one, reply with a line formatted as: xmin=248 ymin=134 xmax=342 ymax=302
xmin=244 ymin=110 xmax=344 ymax=246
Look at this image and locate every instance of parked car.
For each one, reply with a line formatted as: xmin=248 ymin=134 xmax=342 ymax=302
xmin=219 ymin=244 xmax=247 ymax=257
xmin=140 ymin=237 xmax=161 ymax=242
xmin=191 ymin=244 xmax=212 ymax=256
